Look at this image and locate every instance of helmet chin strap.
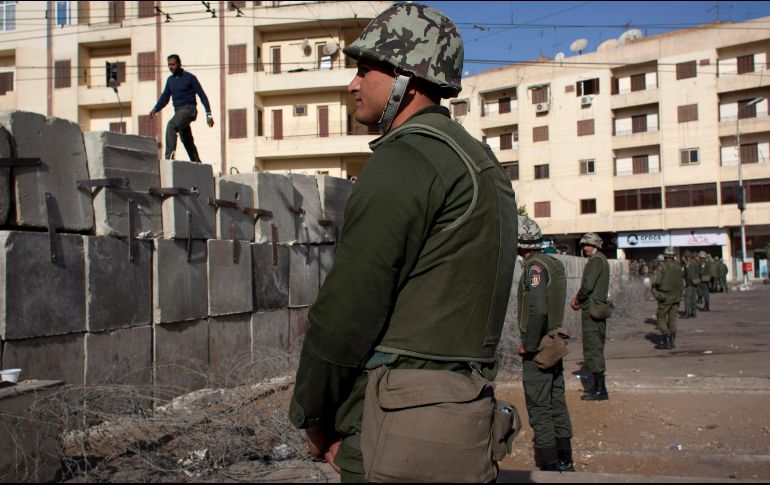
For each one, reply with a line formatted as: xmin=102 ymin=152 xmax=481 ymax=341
xmin=377 ymin=73 xmax=411 ymax=133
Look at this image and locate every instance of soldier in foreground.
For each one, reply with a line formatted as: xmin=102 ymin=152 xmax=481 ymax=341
xmin=289 ymin=3 xmax=517 ymax=482
xmin=517 ymin=217 xmax=574 ymax=472
xmin=571 ymin=233 xmax=611 ymax=402
xmin=651 ymin=247 xmax=684 ymax=349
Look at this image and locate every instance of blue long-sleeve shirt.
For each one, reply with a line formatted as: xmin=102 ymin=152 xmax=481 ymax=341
xmin=152 ymin=69 xmax=212 ymax=115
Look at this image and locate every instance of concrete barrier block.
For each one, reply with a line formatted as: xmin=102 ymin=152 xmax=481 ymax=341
xmin=85 ymin=236 xmax=152 ymax=332
xmin=209 ymin=314 xmax=252 ymax=377
xmin=289 ymin=245 xmax=319 ymax=307
xmin=2 ymin=333 xmax=85 ymax=386
xmin=207 ymin=239 xmax=253 ymax=316
xmin=252 ymin=309 xmax=289 ymax=352
xmin=0 ymin=111 xmax=93 ymax=231
xmin=159 ymin=160 xmax=215 ymax=239
xmin=154 ymin=319 xmax=209 ymax=398
xmin=0 ymin=126 xmax=11 ymax=226
xmin=85 ymin=326 xmax=152 ymax=386
xmin=317 ymin=175 xmax=353 ymax=242
xmin=228 ymin=173 xmax=295 ymax=243
xmin=252 ymin=243 xmax=289 ymax=311
xmin=290 ymin=174 xmax=324 ymax=244
xmin=215 ymin=176 xmax=255 ymax=241
xmin=0 ymin=231 xmax=85 ymax=340
xmin=289 ymin=307 xmax=310 ymax=350
xmin=153 ymin=239 xmax=208 ymax=323
xmin=83 ymin=131 xmax=162 ymax=238
xmin=319 ymin=244 xmax=336 ymax=287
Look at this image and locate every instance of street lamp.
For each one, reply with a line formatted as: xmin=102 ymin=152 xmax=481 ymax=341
xmin=735 ymin=96 xmax=765 ymax=289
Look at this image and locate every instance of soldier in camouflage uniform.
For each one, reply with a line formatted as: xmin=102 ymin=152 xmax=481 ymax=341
xmin=517 ymin=217 xmax=574 ymax=472
xmin=697 ymin=251 xmax=711 ymax=311
xmin=709 ymin=255 xmax=721 ymax=292
xmin=570 ymin=233 xmax=611 ymax=401
xmin=651 ymin=247 xmax=684 ymax=349
xmin=289 ymin=3 xmax=517 ymax=482
xmin=718 ymin=257 xmax=729 ymax=293
xmin=682 ymin=250 xmax=699 ymax=318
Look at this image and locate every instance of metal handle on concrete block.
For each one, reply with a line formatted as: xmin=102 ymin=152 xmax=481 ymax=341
xmin=187 ymin=210 xmax=193 ymax=263
xmin=76 ymin=178 xmax=129 ymax=195
xmin=243 ymin=207 xmax=273 ymax=220
xmin=271 ymin=224 xmax=278 ymax=266
xmin=288 ymin=205 xmax=305 ymax=215
xmin=317 ymin=219 xmax=333 ymax=227
xmin=149 ymin=187 xmax=192 ymax=198
xmin=0 ymin=157 xmax=42 ymax=167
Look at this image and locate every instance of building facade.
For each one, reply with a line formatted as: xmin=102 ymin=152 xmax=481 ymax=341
xmin=450 ymin=17 xmax=770 ymax=280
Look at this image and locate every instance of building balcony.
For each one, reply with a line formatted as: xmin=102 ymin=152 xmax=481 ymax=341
xmin=77 ymin=83 xmax=133 ymax=107
xmin=255 ymin=68 xmax=355 ymax=95
xmin=255 ymin=133 xmax=374 ymax=159
xmin=718 ymin=112 xmax=770 ymax=138
xmin=611 ymin=126 xmax=660 ymax=150
xmin=716 ymin=70 xmax=770 ymax=93
xmin=494 ymin=148 xmax=519 ymax=163
xmin=610 ymin=88 xmax=659 ymax=110
xmin=480 ymin=110 xmax=518 ymax=130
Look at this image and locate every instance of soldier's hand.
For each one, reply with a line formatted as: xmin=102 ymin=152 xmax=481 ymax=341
xmin=517 ymin=344 xmax=527 ymax=357
xmin=305 ymin=427 xmax=326 ymax=461
xmin=570 ymin=297 xmax=581 ymax=311
xmin=149 ymin=109 xmax=156 ymax=118
xmin=325 ymin=439 xmax=342 ymax=473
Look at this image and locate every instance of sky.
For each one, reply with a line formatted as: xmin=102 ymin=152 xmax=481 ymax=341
xmin=425 ymin=1 xmax=770 ymax=77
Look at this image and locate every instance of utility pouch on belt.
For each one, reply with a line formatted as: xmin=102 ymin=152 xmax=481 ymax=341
xmin=533 ymin=327 xmax=570 ymax=370
xmin=701 ymin=274 xmax=712 ymax=282
xmin=361 ymin=366 xmax=518 ymax=483
xmin=588 ymin=299 xmax=614 ymax=320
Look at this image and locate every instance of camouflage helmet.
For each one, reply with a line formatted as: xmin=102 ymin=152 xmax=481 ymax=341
xmin=683 ymin=250 xmax=692 ymax=258
xmin=698 ymin=251 xmax=708 ymax=258
xmin=664 ymin=247 xmax=676 ymax=257
xmin=517 ymin=216 xmax=543 ymax=249
xmin=579 ymin=232 xmax=603 ymax=249
xmin=343 ymin=3 xmax=463 ymax=98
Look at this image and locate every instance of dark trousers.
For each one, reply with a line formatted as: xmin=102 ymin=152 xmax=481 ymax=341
xmin=166 ymin=105 xmax=200 ymax=162
xmin=581 ymin=311 xmax=606 ymax=374
xmin=523 ymin=359 xmax=572 ymax=449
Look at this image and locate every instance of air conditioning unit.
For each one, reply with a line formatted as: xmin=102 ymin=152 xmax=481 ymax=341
xmin=581 ymin=96 xmax=593 ymax=107
xmin=536 ymin=102 xmax=550 ymax=113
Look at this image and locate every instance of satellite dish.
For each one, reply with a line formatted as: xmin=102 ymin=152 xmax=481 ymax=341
xmin=569 ymin=38 xmax=588 ymax=54
xmin=618 ymin=29 xmax=644 ymax=45
xmin=300 ymin=38 xmax=309 ymax=50
xmin=597 ymin=39 xmax=619 ymax=52
xmin=323 ymin=41 xmax=339 ymax=56
xmin=554 ymin=52 xmax=566 ymax=62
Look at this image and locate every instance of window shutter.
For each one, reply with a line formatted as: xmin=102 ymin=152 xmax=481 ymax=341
xmin=740 ymin=143 xmax=758 ymax=164
xmin=138 ymin=1 xmax=155 ymax=18
xmin=632 ymin=115 xmax=647 ymax=133
xmin=677 ymin=104 xmax=698 ymax=123
xmin=109 ymin=122 xmax=126 ymax=134
xmin=737 ymin=54 xmax=755 ymax=75
xmin=109 ymin=1 xmax=125 ymax=24
xmin=630 ymin=73 xmax=646 ymax=92
xmin=272 ymin=109 xmax=283 ymax=140
xmin=500 ymin=133 xmax=512 ymax=150
xmin=256 ymin=109 xmax=263 ymax=136
xmin=229 ymin=109 xmax=247 ymax=139
xmin=577 ymin=119 xmax=594 ymax=136
xmin=738 ymin=99 xmax=757 ymax=119
xmin=228 ymin=44 xmax=247 ymax=74
xmin=271 ymin=47 xmax=281 ymax=74
xmin=138 ymin=114 xmax=157 ymax=138
xmin=318 ymin=106 xmax=329 ymax=138
xmin=498 ymin=97 xmax=511 ymax=114
xmin=138 ymin=51 xmax=155 ymax=81
xmin=611 ymin=77 xmax=619 ymax=95
xmin=78 ymin=1 xmax=90 ymax=25
xmin=534 ymin=201 xmax=551 ymax=218
xmin=676 ymin=61 xmax=696 ymax=80
xmin=115 ymin=61 xmax=126 ymax=84
xmin=533 ymin=125 xmax=549 ymax=142
xmin=54 ymin=60 xmax=71 ymax=88
xmin=632 ymin=155 xmax=649 ymax=174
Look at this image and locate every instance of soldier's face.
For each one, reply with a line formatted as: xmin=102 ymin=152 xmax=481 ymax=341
xmin=348 ymin=59 xmax=394 ymax=127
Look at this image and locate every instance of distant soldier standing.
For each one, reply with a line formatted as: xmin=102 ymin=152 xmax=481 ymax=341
xmin=709 ymin=255 xmax=721 ymax=292
xmin=651 ymin=247 xmax=684 ymax=349
xmin=682 ymin=250 xmax=699 ymax=318
xmin=571 ymin=233 xmax=611 ymax=401
xmin=718 ymin=257 xmax=729 ymax=293
xmin=697 ymin=252 xmax=711 ymax=312
xmin=517 ymin=217 xmax=574 ymax=472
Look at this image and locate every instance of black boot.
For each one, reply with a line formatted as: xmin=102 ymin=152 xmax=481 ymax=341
xmin=581 ymin=374 xmax=609 ymax=401
xmin=582 ymin=373 xmax=598 ymax=395
xmin=555 ymin=438 xmax=575 ymax=472
xmin=691 ymin=308 xmax=697 ymax=318
xmin=534 ymin=447 xmax=560 ymax=472
xmin=655 ymin=334 xmax=669 ymax=349
xmin=671 ymin=333 xmax=676 ymax=349
xmin=703 ymin=302 xmax=710 ymax=311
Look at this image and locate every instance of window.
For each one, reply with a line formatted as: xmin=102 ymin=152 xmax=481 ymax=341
xmin=580 ymin=199 xmax=597 ymax=214
xmin=255 ymin=46 xmax=263 ymax=72
xmin=630 ymin=73 xmax=646 ymax=92
xmin=576 ymin=78 xmax=599 ymax=96
xmin=138 ymin=1 xmax=155 ymax=18
xmin=534 ymin=164 xmax=549 ymax=179
xmin=665 ymin=183 xmax=717 ymax=208
xmin=109 ymin=122 xmax=126 ymax=134
xmin=293 ymin=105 xmax=307 ymax=116
xmin=722 ymin=178 xmax=770 ymax=204
xmin=680 ymin=148 xmax=699 ymax=165
xmin=138 ymin=114 xmax=157 ymax=138
xmin=317 ymin=42 xmax=332 ymax=70
xmin=740 ymin=143 xmax=759 ymax=164
xmin=611 ymin=77 xmax=619 ymax=95
xmin=738 ymin=99 xmax=758 ymax=119
xmin=272 ymin=109 xmax=283 ymax=140
xmin=631 ymin=114 xmax=647 ymax=133
xmin=108 ymin=1 xmax=125 ymax=24
xmin=54 ymin=60 xmax=71 ymax=88
xmin=318 ymin=105 xmax=329 ymax=138
xmin=77 ymin=1 xmax=89 ymax=25
xmin=500 ymin=133 xmax=513 ymax=150
xmin=580 ymin=159 xmax=595 ymax=175
xmin=137 ymin=51 xmax=155 ymax=82
xmin=271 ymin=47 xmax=281 ymax=74
xmin=677 ymin=104 xmax=698 ymax=123
xmin=614 ymin=187 xmax=662 ymax=212
xmin=0 ymin=72 xmax=14 ymax=95
xmin=0 ymin=0 xmax=15 ymax=31
xmin=228 ymin=44 xmax=247 ymax=74
xmin=504 ymin=163 xmax=519 ymax=181
xmin=255 ymin=108 xmax=263 ymax=136
xmin=498 ymin=97 xmax=511 ymax=114
xmin=106 ymin=61 xmax=126 ymax=87
xmin=737 ymin=54 xmax=755 ymax=75
xmin=229 ymin=109 xmax=247 ymax=139
xmin=676 ymin=61 xmax=696 ymax=80
xmin=534 ymin=201 xmax=551 ymax=218
xmin=632 ymin=155 xmax=649 ymax=174
xmin=531 ymin=86 xmax=548 ymax=104
xmin=56 ymin=1 xmax=71 ymax=26
xmin=533 ymin=125 xmax=549 ymax=142
xmin=577 ymin=119 xmax=595 ymax=136
xmin=452 ymin=101 xmax=468 ymax=118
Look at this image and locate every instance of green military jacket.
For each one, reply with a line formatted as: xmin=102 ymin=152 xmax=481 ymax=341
xmin=685 ymin=260 xmax=701 ymax=286
xmin=576 ymin=250 xmax=610 ymax=310
xmin=518 ymin=252 xmax=567 ymax=353
xmin=652 ymin=259 xmax=684 ymax=304
xmin=289 ymin=105 xmax=517 ymax=430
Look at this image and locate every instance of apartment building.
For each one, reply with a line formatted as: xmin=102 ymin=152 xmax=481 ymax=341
xmin=0 ymin=0 xmax=390 ymax=178
xmin=451 ymin=16 xmax=770 ymax=279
